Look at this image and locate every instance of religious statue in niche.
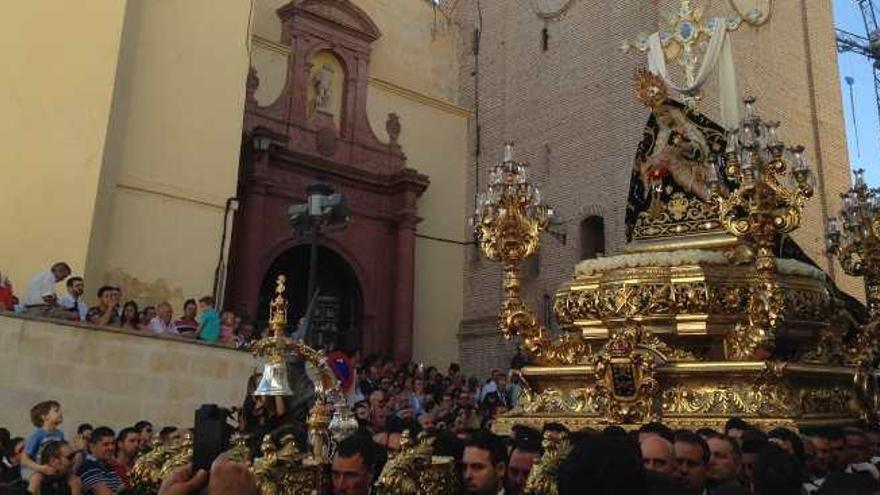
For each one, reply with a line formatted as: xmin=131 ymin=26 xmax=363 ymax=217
xmin=626 ymin=70 xmax=728 ymax=242
xmin=312 ymin=63 xmax=335 ymax=113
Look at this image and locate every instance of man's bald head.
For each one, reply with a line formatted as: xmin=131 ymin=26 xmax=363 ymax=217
xmin=642 ymin=435 xmax=675 ymax=476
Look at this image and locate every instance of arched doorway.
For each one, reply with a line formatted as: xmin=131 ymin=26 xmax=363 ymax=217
xmin=257 ymin=245 xmax=362 ymax=351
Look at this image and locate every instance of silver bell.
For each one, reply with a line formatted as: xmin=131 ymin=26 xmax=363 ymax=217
xmin=254 ymin=361 xmax=293 ymax=396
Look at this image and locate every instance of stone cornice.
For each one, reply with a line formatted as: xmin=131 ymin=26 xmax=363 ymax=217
xmin=368 ymin=77 xmax=471 ymax=118
xmin=0 ymin=312 xmax=249 ymax=352
xmin=116 ymin=174 xmax=230 ymax=210
xmin=251 ymin=34 xmax=292 ymax=57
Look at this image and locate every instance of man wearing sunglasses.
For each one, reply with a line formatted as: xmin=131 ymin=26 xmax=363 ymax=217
xmin=28 ymin=440 xmax=81 ymax=495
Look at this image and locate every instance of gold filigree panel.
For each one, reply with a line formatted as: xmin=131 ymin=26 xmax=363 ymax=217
xmin=634 ymin=193 xmax=722 ymax=239
xmin=554 ymin=269 xmax=829 ymax=334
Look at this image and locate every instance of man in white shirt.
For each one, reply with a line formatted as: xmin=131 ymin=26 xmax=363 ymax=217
xmin=478 ymin=369 xmax=502 ymax=404
xmin=58 ymin=276 xmax=87 ymax=321
xmin=148 ymin=302 xmax=178 ymax=335
xmin=23 ymin=262 xmax=71 ymax=316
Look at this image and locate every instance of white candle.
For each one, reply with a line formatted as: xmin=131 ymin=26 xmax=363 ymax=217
xmin=504 ymin=142 xmax=514 ymax=162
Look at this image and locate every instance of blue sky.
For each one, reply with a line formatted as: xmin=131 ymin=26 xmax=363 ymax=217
xmin=834 ymin=0 xmax=879 ymax=186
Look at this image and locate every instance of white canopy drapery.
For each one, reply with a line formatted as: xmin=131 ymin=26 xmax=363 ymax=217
xmin=646 ymin=18 xmax=740 ymax=130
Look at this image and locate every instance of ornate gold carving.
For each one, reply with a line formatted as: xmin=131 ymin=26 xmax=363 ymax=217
xmin=710 ymin=100 xmax=813 ymax=360
xmin=593 ymin=324 xmax=661 ymax=423
xmin=252 ymin=433 xmax=323 ymax=495
xmin=827 ymin=170 xmax=880 ymax=319
xmin=253 ymin=435 xmax=281 ymax=495
xmin=783 ymin=286 xmax=831 ymax=322
xmin=723 ymin=280 xmax=783 ymax=360
xmin=141 ymin=275 xmax=353 ymax=495
xmin=227 ymin=434 xmax=251 ymax=464
xmin=307 ymin=399 xmax=332 ymax=464
xmin=638 ymin=331 xmax=700 ymax=362
xmin=635 ymin=69 xmax=667 ymax=110
xmin=158 ymin=432 xmax=193 ymax=480
xmin=519 ymin=386 xmax=597 ymax=415
xmin=800 ymin=388 xmax=854 ymax=416
xmin=845 ymin=320 xmax=880 ymax=368
xmin=130 ymin=438 xmax=171 ymax=489
xmin=472 ymin=144 xmax=571 ymax=366
xmin=524 ymin=432 xmax=572 ymax=495
xmin=374 ymin=432 xmax=458 ymax=495
xmin=531 ymin=333 xmax=592 ymax=366
xmin=662 ymin=363 xmax=794 ymax=416
xmin=800 ymin=328 xmax=846 ymax=365
xmin=556 ymin=277 xmax=754 ymax=324
xmin=633 ymin=193 xmax=721 ymax=240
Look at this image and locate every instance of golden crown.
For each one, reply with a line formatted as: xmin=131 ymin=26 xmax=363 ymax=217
xmin=635 ymin=69 xmax=668 ymax=109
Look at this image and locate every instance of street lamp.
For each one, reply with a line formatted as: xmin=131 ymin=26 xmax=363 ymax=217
xmin=288 ymin=180 xmax=350 ymax=344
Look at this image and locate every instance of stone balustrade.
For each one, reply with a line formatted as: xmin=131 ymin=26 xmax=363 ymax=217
xmin=0 ymin=313 xmax=257 ymax=436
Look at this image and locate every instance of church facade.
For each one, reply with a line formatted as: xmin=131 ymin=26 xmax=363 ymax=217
xmin=4 ymin=0 xmax=469 ymax=365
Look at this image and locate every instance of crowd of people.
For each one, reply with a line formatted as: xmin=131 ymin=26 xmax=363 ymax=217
xmin=0 ymin=400 xmax=180 ymax=495
xmin=3 ymin=265 xmax=880 ymax=494
xmin=0 ymin=262 xmax=259 ymax=348
xmin=4 ymin=355 xmax=880 ymax=494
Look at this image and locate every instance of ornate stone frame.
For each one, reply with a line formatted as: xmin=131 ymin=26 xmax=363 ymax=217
xmin=229 ymin=0 xmax=429 ymax=361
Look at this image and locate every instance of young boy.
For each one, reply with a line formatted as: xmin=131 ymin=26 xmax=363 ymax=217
xmin=196 ymin=296 xmax=220 ymax=343
xmin=21 ymin=401 xmax=65 ymax=480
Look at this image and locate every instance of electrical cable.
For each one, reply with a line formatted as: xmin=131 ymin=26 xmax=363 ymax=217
xmin=415 ymin=233 xmax=475 ymax=246
xmin=473 ymin=0 xmax=483 ymax=211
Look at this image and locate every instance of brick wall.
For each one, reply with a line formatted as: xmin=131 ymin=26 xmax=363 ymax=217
xmin=453 ymin=0 xmax=858 ymax=376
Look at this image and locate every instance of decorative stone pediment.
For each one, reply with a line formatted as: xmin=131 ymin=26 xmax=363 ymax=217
xmin=278 ymin=0 xmax=381 ymax=42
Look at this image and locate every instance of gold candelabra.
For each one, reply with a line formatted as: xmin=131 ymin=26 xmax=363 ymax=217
xmin=709 ymin=96 xmax=814 ymax=359
xmin=471 ymin=143 xmax=556 ymax=359
xmin=827 ymin=168 xmax=880 ymax=319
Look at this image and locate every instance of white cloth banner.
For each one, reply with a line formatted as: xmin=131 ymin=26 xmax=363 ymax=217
xmin=647 ymin=18 xmax=740 ymax=130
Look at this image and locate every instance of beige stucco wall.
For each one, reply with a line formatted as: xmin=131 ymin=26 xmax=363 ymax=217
xmin=84 ymin=0 xmax=252 ymax=311
xmin=0 ymin=1 xmax=127 ymax=294
xmin=0 ymin=313 xmax=257 ymax=437
xmin=366 ymin=87 xmax=470 ymax=367
xmin=251 ymin=0 xmax=469 ymax=365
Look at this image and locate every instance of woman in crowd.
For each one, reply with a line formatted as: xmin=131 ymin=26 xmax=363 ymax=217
xmin=174 ymin=299 xmax=199 ymax=337
xmin=120 ymin=301 xmax=141 ymax=330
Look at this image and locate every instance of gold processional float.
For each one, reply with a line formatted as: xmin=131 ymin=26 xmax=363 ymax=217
xmin=482 ymin=72 xmax=880 ymax=434
xmin=130 ymin=3 xmax=880 ymax=493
